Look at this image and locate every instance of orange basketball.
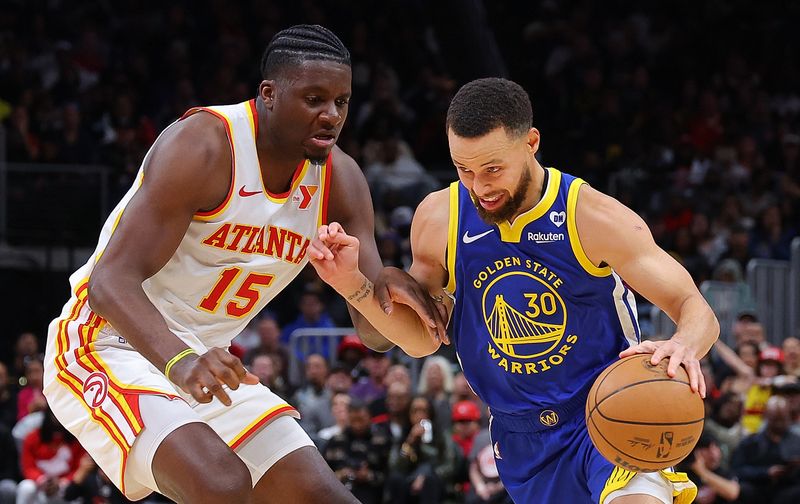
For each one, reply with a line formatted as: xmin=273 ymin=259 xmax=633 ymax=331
xmin=585 ymin=354 xmax=704 ymax=472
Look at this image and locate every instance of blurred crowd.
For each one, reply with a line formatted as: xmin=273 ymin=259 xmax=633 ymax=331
xmin=2 ymin=0 xmax=800 ymax=503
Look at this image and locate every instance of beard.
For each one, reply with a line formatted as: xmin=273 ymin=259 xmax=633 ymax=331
xmin=470 ymin=164 xmax=533 ymax=225
xmin=304 ymin=147 xmax=332 ymax=166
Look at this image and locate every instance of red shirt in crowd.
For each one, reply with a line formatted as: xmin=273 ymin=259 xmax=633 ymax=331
xmin=21 ymin=429 xmax=85 ymax=482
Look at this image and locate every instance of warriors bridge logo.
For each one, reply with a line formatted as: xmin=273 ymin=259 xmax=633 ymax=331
xmin=473 ymin=256 xmax=578 ymax=375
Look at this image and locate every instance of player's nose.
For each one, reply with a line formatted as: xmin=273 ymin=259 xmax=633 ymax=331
xmin=319 ymin=102 xmax=342 ymax=126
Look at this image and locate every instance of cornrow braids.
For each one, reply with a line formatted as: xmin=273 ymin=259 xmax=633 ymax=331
xmin=261 ymin=24 xmax=351 ymax=80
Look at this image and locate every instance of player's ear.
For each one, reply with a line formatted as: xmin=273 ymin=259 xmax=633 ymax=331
xmin=259 ymin=80 xmax=276 ymax=109
xmin=527 ymin=127 xmax=541 ymax=155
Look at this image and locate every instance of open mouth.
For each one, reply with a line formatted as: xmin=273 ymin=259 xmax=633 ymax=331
xmin=478 ymin=193 xmax=505 ymax=210
xmin=309 ymin=133 xmax=336 ymax=149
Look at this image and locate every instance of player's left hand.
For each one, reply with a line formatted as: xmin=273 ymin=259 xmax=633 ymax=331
xmin=619 ymin=337 xmax=705 ymax=398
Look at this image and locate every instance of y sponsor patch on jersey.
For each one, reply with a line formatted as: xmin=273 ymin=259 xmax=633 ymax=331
xmin=291 ymin=185 xmax=318 ymax=210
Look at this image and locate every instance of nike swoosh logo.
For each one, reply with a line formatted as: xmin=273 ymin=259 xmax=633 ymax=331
xmin=238 ymin=186 xmax=262 ymax=197
xmin=462 ymin=229 xmax=494 ymax=244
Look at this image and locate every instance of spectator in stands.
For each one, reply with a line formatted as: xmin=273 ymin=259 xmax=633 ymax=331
xmin=718 ymin=224 xmax=752 ymax=274
xmin=5 ymin=105 xmax=40 ymax=162
xmin=249 ymin=352 xmax=292 ymax=400
xmin=387 ymin=395 xmax=458 ymax=504
xmin=720 ymin=342 xmax=759 ymax=397
xmin=62 ymin=454 xmax=136 ymax=504
xmin=243 ymin=316 xmax=288 ymax=366
xmin=335 ymin=334 xmax=368 ymax=379
xmin=17 ymin=406 xmax=85 ymax=504
xmin=716 ymin=339 xmax=756 ymax=397
xmin=417 ymin=356 xmax=454 ymax=431
xmin=782 ymin=337 xmax=800 ymax=378
xmin=732 ymin=314 xmax=766 ymax=350
xmin=368 ymin=363 xmax=412 ymax=422
xmin=452 ymin=372 xmax=488 ymax=426
xmin=350 ymin=350 xmax=390 ymax=404
xmin=682 ymin=434 xmax=740 ymax=504
xmin=0 ymin=362 xmax=16 ymax=430
xmin=704 ymin=392 xmax=746 ymax=471
xmin=700 ymin=359 xmax=721 ymax=404
xmin=53 ymin=102 xmax=94 ymax=164
xmin=452 ymin=372 xmax=478 ymax=404
xmin=0 ymin=423 xmax=18 ymax=504
xmin=11 ymin=332 xmax=39 ymax=382
xmin=280 ymin=290 xmax=336 ymax=359
xmin=731 ymin=396 xmax=800 ymax=504
xmin=363 ymin=133 xmax=438 ymax=211
xmin=318 ymin=392 xmax=351 ymax=445
xmin=323 ymin=400 xmax=391 ymax=504
xmin=742 ymin=347 xmax=788 ymax=433
xmin=376 ymin=381 xmax=412 ymax=447
xmin=692 ymin=213 xmax=727 ymax=268
xmin=294 ymin=354 xmax=335 ymax=437
xmin=750 ymin=204 xmax=797 ymax=261
xmin=326 ymin=365 xmax=354 ymax=396
xmin=17 ymin=357 xmax=45 ymax=421
xmin=467 ymin=428 xmax=510 ymax=504
xmin=451 ymin=400 xmax=482 ymax=459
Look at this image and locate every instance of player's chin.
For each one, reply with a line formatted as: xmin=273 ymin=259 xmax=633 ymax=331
xmin=302 ymin=143 xmax=335 ymax=164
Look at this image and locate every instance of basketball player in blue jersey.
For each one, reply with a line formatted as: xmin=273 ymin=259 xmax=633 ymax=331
xmin=308 ymin=77 xmax=720 ymax=503
xmin=43 ymin=25 xmax=446 ymax=504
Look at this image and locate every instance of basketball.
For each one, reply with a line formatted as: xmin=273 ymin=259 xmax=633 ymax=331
xmin=585 ymin=354 xmax=704 ymax=472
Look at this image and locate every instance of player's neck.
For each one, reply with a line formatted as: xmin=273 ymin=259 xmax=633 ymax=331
xmin=254 ymin=99 xmax=306 ymax=193
xmin=508 ymin=161 xmax=546 ymax=222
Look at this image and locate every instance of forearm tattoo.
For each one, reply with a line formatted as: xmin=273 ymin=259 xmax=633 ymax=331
xmin=347 ymin=278 xmax=372 ymax=303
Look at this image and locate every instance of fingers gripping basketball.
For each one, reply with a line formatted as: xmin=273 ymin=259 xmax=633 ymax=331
xmin=585 ymin=354 xmax=704 ymax=472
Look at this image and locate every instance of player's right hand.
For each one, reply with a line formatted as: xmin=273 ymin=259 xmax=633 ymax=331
xmin=169 ymin=348 xmax=259 ymax=406
xmin=308 ymin=222 xmax=361 ymax=292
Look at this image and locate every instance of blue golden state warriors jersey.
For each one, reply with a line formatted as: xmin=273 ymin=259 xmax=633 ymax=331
xmin=446 ymin=167 xmax=640 ymax=415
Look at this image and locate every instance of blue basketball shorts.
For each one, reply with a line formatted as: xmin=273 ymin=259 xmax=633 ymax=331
xmin=488 ymin=401 xmax=696 ymax=503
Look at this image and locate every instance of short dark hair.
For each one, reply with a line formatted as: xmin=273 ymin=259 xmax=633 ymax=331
xmin=348 ymin=398 xmax=369 ymax=413
xmin=447 ymin=77 xmax=532 ymax=138
xmin=261 ymin=24 xmax=350 ymax=80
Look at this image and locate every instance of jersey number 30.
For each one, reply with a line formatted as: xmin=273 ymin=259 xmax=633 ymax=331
xmin=199 ymin=267 xmax=274 ymax=318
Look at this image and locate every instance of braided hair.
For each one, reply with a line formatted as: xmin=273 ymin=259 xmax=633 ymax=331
xmin=260 ymin=24 xmax=350 ymax=80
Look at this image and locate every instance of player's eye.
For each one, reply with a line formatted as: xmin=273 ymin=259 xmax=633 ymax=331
xmin=486 ymin=166 xmax=501 ymax=173
xmin=305 ymin=96 xmax=322 ymax=105
xmin=335 ymin=98 xmax=349 ymax=107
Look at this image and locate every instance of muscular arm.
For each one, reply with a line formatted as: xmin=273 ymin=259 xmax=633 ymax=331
xmin=326 ymin=147 xmax=393 ymax=350
xmin=87 ymin=113 xmax=230 ymax=372
xmin=576 ymin=185 xmax=719 ymax=391
xmin=314 ymin=189 xmax=452 ymax=358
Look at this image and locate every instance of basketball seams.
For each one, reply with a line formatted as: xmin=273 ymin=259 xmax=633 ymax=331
xmin=591 ymin=356 xmax=635 ymax=415
xmin=588 ymin=377 xmax=692 ymax=417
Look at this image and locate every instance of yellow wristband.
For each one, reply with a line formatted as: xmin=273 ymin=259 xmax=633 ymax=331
xmin=164 ymin=349 xmax=197 ymax=380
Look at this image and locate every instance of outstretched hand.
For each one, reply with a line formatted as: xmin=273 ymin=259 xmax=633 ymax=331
xmin=619 ymin=336 xmax=706 ymax=398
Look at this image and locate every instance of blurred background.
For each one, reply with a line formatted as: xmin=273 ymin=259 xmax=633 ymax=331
xmin=0 ymin=1 xmax=799 ymax=503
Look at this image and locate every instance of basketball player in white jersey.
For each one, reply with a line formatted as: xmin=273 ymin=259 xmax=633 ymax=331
xmin=42 ymin=25 xmax=444 ymax=504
